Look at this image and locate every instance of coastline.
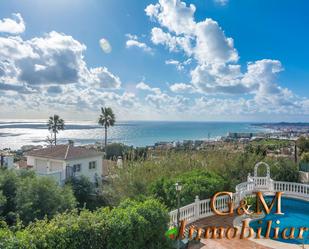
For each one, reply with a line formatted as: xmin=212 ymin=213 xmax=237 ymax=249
xmin=0 ymin=120 xmax=308 ymax=151
xmin=0 ymin=120 xmax=266 ymax=150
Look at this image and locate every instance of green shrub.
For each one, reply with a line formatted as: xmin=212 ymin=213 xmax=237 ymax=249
xmin=15 ymin=176 xmax=76 ymax=224
xmin=106 ymin=143 xmax=130 ymax=160
xmin=0 ymin=199 xmax=172 ymax=249
xmin=0 ymin=169 xmax=76 ymax=225
xmin=150 ymin=169 xmax=225 ymax=209
xmin=297 ymin=136 xmax=309 ymax=154
xmin=301 ymin=152 xmax=309 ymax=163
xmin=65 ymin=176 xmax=103 ymax=210
xmin=107 ymin=149 xmax=299 ymax=206
xmin=265 ymin=158 xmax=299 ymax=182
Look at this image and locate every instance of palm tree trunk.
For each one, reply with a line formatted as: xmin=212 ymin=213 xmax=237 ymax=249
xmin=104 ymin=126 xmax=107 ymax=149
xmin=54 ymin=132 xmax=57 ymax=146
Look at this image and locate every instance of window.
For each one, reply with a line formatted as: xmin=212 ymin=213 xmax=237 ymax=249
xmin=73 ymin=164 xmax=81 ymax=172
xmin=89 ymin=161 xmax=96 ymax=170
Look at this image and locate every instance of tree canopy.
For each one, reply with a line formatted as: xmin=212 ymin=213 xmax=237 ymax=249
xmin=47 ymin=114 xmax=65 ymax=145
xmin=0 ymin=198 xmax=172 ymax=249
xmin=297 ymin=136 xmax=309 ymax=154
xmin=150 ymin=169 xmax=225 ymax=209
xmin=0 ymin=170 xmax=76 ymax=225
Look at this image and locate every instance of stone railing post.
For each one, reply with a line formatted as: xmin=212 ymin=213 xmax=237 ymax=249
xmin=269 ymin=178 xmax=274 ymax=191
xmin=194 ymin=195 xmax=200 ymax=221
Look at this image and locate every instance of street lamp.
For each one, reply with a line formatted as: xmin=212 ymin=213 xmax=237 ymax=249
xmin=175 ymin=182 xmax=182 ymax=249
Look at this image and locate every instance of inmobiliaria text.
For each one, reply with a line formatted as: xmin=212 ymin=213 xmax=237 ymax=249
xmin=177 ymin=192 xmax=308 ymax=241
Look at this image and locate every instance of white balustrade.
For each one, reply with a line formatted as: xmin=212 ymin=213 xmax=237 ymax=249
xmin=274 ymin=181 xmax=309 ymax=197
xmin=169 ymin=177 xmax=309 ymax=225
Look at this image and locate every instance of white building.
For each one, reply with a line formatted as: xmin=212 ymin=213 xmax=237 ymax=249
xmin=0 ymin=153 xmax=14 ymax=169
xmin=26 ymin=144 xmax=104 ymax=185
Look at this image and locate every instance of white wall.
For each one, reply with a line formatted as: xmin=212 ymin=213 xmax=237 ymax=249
xmin=27 ymin=155 xmax=103 ymax=184
xmin=28 ymin=157 xmax=65 ymax=174
xmin=35 ymin=158 xmax=49 ymax=173
xmin=26 ymin=155 xmax=35 ymax=167
xmin=66 ymin=156 xmax=103 ymax=183
xmin=1 ymin=156 xmax=14 ymax=169
xmin=50 ymin=161 xmax=63 ymax=172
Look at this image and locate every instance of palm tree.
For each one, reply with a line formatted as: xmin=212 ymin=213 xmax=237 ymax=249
xmin=47 ymin=114 xmax=65 ymax=146
xmin=98 ymin=107 xmax=116 ymax=149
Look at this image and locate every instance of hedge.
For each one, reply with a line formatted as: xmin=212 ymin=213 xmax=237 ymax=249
xmin=0 ymin=199 xmax=172 ymax=249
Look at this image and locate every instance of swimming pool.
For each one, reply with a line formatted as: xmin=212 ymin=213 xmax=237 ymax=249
xmin=250 ymin=197 xmax=309 ymax=244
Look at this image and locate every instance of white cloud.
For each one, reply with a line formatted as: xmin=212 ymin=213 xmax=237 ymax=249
xmin=194 ymin=19 xmax=238 ymax=64
xmin=0 ymin=82 xmax=36 ymax=94
xmin=165 ymin=59 xmax=183 ymax=71
xmin=144 ymin=0 xmax=309 ymax=119
xmin=145 ymin=0 xmax=196 ymax=35
xmin=214 ymin=0 xmax=229 ymax=6
xmin=126 ymin=39 xmax=152 ymax=53
xmin=151 ymin=27 xmax=192 ymax=55
xmin=165 ymin=59 xmax=191 ymax=71
xmin=0 ymin=36 xmax=37 ymax=59
xmin=146 ymin=0 xmax=237 ymax=65
xmin=88 ymin=67 xmax=121 ymax=89
xmin=145 ymin=1 xmax=289 ymax=99
xmin=136 ymin=82 xmax=161 ymax=94
xmin=194 ymin=97 xmax=252 ymax=115
xmin=125 ymin=33 xmax=138 ymax=40
xmin=190 ymin=63 xmax=246 ymax=94
xmin=0 ymin=31 xmax=121 ymax=89
xmin=0 ymin=9 xmax=308 ymax=121
xmin=146 ymin=91 xmax=189 ymax=110
xmin=0 ymin=84 xmax=140 ymax=119
xmin=242 ymin=59 xmax=283 ymax=90
xmin=0 ymin=15 xmax=126 ymax=119
xmin=169 ymin=83 xmax=194 ymax=93
xmin=0 ymin=13 xmax=25 ymax=34
xmin=165 ymin=59 xmax=180 ymax=66
xmin=99 ymin=38 xmax=112 ymax=53
xmin=125 ymin=34 xmax=152 ymax=53
xmin=242 ymin=59 xmax=296 ymax=108
xmin=145 ymin=1 xmax=242 ymax=95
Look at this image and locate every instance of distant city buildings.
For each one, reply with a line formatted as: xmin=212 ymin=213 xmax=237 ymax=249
xmin=2 ymin=122 xmax=308 ymax=185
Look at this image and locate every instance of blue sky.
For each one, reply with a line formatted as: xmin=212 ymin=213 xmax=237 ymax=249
xmin=0 ymin=0 xmax=308 ymax=121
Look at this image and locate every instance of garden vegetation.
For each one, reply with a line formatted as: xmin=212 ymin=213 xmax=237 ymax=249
xmin=0 ymin=198 xmax=171 ymax=249
xmin=0 ymin=142 xmax=301 ymax=248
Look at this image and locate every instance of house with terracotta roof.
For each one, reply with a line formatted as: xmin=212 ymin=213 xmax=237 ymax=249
xmin=26 ymin=143 xmax=104 ymax=184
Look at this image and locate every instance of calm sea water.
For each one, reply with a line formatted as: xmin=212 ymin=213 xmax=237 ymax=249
xmin=0 ymin=120 xmax=268 ymax=150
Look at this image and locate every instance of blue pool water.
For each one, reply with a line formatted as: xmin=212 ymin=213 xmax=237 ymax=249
xmin=250 ymin=197 xmax=309 ymax=244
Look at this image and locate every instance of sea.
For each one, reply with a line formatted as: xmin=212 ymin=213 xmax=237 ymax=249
xmin=0 ymin=120 xmax=270 ymax=150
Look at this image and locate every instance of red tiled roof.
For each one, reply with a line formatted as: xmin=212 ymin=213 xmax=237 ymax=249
xmin=26 ymin=145 xmax=104 ymax=160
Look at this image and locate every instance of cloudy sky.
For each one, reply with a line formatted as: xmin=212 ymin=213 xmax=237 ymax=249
xmin=0 ymin=0 xmax=308 ymax=121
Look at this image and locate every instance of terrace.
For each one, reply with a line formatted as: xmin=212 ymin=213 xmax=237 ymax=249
xmin=170 ymin=162 xmax=309 ymax=249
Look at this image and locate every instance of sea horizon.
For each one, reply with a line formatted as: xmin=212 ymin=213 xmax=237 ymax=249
xmin=1 ymin=118 xmax=309 ymax=123
xmin=0 ymin=119 xmax=277 ymax=150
